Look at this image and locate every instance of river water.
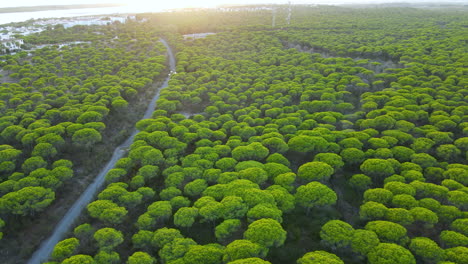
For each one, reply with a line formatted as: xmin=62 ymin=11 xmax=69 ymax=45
xmin=0 ymin=5 xmax=164 ymax=25
xmin=27 ymin=38 xmax=176 ymax=264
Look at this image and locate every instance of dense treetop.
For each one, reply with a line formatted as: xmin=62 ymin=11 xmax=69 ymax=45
xmin=0 ymin=20 xmax=167 ymax=257
xmin=1 ymin=4 xmax=467 ymax=264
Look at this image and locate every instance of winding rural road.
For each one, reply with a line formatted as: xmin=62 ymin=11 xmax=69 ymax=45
xmin=28 ymin=39 xmax=176 ymax=264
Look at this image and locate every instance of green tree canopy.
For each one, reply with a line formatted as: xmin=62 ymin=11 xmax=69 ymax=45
xmin=297 ymin=162 xmax=334 ymax=183
xmin=295 ymin=182 xmax=337 ymax=213
xmin=182 ymin=244 xmax=224 ymax=264
xmin=360 ymin=159 xmax=395 ymax=179
xmin=127 ymin=252 xmax=156 ymax=264
xmin=244 ymin=218 xmax=287 ymax=248
xmin=72 ymin=128 xmax=102 ymax=148
xmin=365 ymin=221 xmax=409 ymax=245
xmin=93 ymin=227 xmax=124 ymax=250
xmin=297 ymin=250 xmax=344 ymax=264
xmin=367 ymin=243 xmax=416 ymax=264
xmin=223 ymin=239 xmax=267 ymax=263
xmin=227 ymin=258 xmax=271 ymax=264
xmin=409 ymin=237 xmax=444 ymax=263
xmin=351 ymin=229 xmax=380 ymax=256
xmin=0 ymin=186 xmax=54 ymax=216
xmin=51 ymin=238 xmax=80 ymax=262
xmin=320 ymin=220 xmax=355 ymax=250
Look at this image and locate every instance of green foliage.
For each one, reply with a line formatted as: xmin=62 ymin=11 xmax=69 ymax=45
xmin=410 ymin=153 xmax=438 ymax=169
xmin=360 ymin=201 xmax=388 ymax=220
xmin=223 ymin=239 xmax=267 ymax=262
xmin=0 ymin=218 xmax=4 ymax=240
xmin=448 ymin=190 xmax=468 ymax=209
xmin=266 ymin=153 xmax=290 ymax=166
xmin=137 ymin=201 xmax=172 ymax=230
xmin=173 ymin=189 xmax=194 ymax=205
xmin=451 ymin=218 xmax=468 ymax=236
xmin=62 ymin=254 xmax=95 ymax=264
xmin=72 ymin=128 xmax=102 ymax=148
xmin=87 ymin=200 xmax=127 ymax=225
xmin=159 ymin=237 xmax=196 ymax=263
xmin=297 ymin=251 xmax=344 ymax=264
xmin=51 ymin=238 xmax=80 ymax=262
xmin=93 ymin=227 xmax=124 ymax=250
xmin=127 ymin=252 xmax=156 ymax=264
xmin=364 ymin=188 xmax=393 ymax=205
xmin=274 ymin=172 xmax=296 ymax=191
xmin=94 ymin=250 xmax=120 ymax=264
xmin=288 ymin=135 xmax=329 ymax=153
xmin=199 ymin=200 xmax=224 ymax=223
xmin=341 ymin=148 xmax=365 ymax=165
xmin=360 ymin=159 xmax=395 ymax=179
xmin=21 ymin=156 xmax=47 ymax=174
xmin=391 ymin=194 xmax=418 ymax=209
xmin=385 ymin=208 xmax=414 ymax=226
xmin=409 ymin=207 xmax=438 ymax=228
xmin=349 ymin=174 xmax=372 ymax=190
xmin=384 ymin=182 xmax=416 ymax=196
xmin=131 ymin=230 xmax=153 ymax=250
xmin=295 ymin=182 xmax=337 ymax=212
xmin=74 ymin=223 xmax=93 ymax=240
xmin=0 ymin=186 xmax=54 ymax=216
xmin=174 ymin=207 xmax=198 ymax=228
xmin=365 ymin=221 xmax=409 ymax=245
xmin=239 ymin=167 xmax=269 ymax=185
xmin=227 ymin=258 xmax=271 ymax=264
xmin=444 ymin=168 xmax=468 ymax=185
xmin=313 ymin=153 xmax=344 ymax=170
xmin=37 ymin=8 xmax=468 ymax=264
xmin=184 ymin=179 xmax=208 ymax=197
xmin=247 ymin=203 xmax=283 ymax=223
xmin=182 ymin=244 xmax=224 ymax=264
xmin=231 ymin=142 xmax=269 ymax=161
xmin=215 ymin=157 xmax=238 ymax=171
xmin=244 ymin=218 xmax=287 ymax=248
xmin=221 ymin=196 xmax=249 ymax=219
xmin=351 ymin=229 xmax=380 ymax=255
xmin=152 ymin=227 xmax=183 ymax=248
xmin=367 ymin=243 xmax=416 ymax=264
xmin=263 ymin=162 xmax=291 ymax=179
xmin=440 ymin=230 xmax=468 ymax=248
xmin=320 ymin=220 xmax=355 ymax=249
xmin=215 ymin=219 xmax=242 ymax=242
xmin=409 ymin=237 xmax=444 ymax=263
xmin=266 ymin=185 xmax=295 ymax=213
xmin=297 ymin=162 xmax=334 ymax=183
xmin=445 ymin=246 xmax=468 ymax=264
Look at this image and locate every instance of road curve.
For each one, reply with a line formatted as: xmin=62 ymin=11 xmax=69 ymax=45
xmin=27 ymin=38 xmax=176 ymax=264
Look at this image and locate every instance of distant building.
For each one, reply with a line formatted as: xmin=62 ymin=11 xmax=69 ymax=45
xmin=183 ymin=33 xmax=216 ymax=40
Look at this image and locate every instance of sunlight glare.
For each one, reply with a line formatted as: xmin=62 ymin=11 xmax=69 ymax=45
xmin=122 ymin=0 xmax=228 ymax=11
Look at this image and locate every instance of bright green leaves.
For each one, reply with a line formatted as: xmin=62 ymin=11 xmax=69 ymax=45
xmin=295 ymin=182 xmax=337 ymax=212
xmin=297 ymin=162 xmax=334 ymax=183
xmin=0 ymin=186 xmax=54 ymax=216
xmin=367 ymin=243 xmax=415 ymax=264
xmin=244 ymin=218 xmax=286 ymax=248
xmin=297 ymin=251 xmax=344 ymax=264
xmin=320 ymin=220 xmax=354 ymax=249
xmin=93 ymin=227 xmax=124 ymax=250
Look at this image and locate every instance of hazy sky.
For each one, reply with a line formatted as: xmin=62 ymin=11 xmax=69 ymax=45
xmin=1 ymin=0 xmax=462 ymax=9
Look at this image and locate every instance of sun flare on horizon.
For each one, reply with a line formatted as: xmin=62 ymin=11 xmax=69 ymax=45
xmin=117 ymin=0 xmax=272 ymax=11
xmin=0 ymin=0 xmax=276 ymax=10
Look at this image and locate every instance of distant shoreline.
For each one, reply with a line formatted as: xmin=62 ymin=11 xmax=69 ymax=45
xmin=0 ymin=4 xmax=125 ymax=14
